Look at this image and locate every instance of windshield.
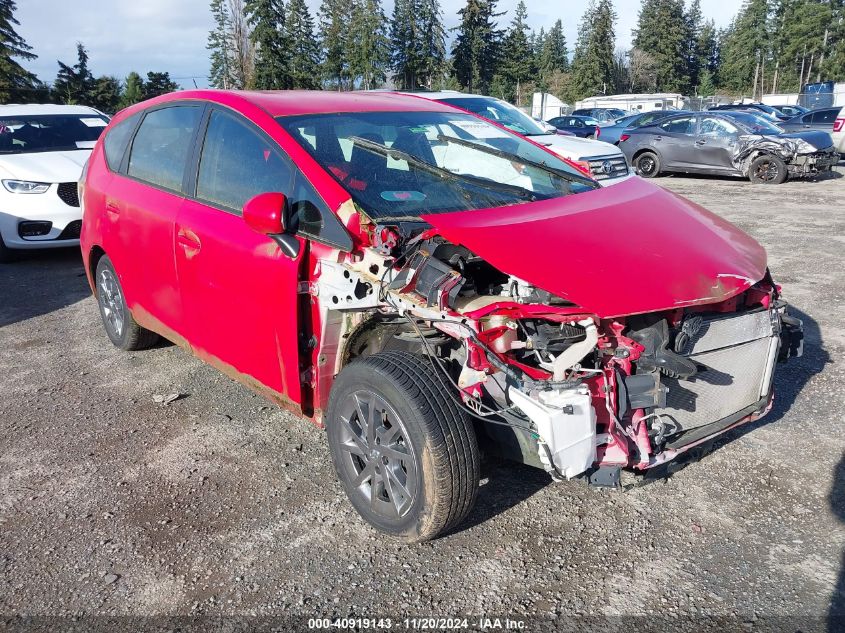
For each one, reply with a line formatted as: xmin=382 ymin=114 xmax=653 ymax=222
xmin=438 ymin=97 xmax=548 ymax=136
xmin=721 ymin=111 xmax=784 ymax=134
xmin=277 ymin=111 xmax=595 ymax=221
xmin=0 ymin=114 xmax=109 ymax=154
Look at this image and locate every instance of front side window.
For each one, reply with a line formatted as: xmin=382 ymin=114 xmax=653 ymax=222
xmin=196 ymin=110 xmax=292 ymax=213
xmin=661 ymin=117 xmax=696 ymax=135
xmin=699 ymin=117 xmax=738 ymax=137
xmin=0 ymin=113 xmax=109 ymax=154
xmin=128 ymin=106 xmax=202 ymax=192
xmin=278 ymin=111 xmax=596 ymax=222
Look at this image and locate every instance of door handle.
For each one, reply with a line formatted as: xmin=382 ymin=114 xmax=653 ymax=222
xmin=105 ymin=201 xmax=120 ymax=216
xmin=695 ymin=139 xmax=706 ymax=145
xmin=654 ymin=135 xmax=663 ymax=141
xmin=177 ymin=228 xmax=201 ymax=256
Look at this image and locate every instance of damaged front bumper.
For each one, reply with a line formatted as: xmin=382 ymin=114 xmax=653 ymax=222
xmin=790 ymin=146 xmax=840 ymax=176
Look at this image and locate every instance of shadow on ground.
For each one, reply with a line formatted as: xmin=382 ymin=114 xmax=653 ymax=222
xmin=830 ymin=453 xmax=845 ymax=632
xmin=0 ymin=248 xmax=89 ymax=328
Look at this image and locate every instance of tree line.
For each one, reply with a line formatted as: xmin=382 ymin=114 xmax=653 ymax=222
xmin=0 ymin=0 xmax=182 ymax=111
xmin=2 ymin=0 xmax=845 ymax=112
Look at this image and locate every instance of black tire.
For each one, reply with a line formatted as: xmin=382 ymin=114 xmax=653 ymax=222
xmin=635 ymin=151 xmax=661 ymax=178
xmin=94 ymin=255 xmax=159 ymax=351
xmin=749 ymin=154 xmax=787 ymax=184
xmin=326 ymin=351 xmax=480 ymax=542
xmin=0 ymin=234 xmax=17 ymax=263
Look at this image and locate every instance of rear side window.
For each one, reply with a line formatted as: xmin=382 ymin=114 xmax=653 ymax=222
xmin=128 ymin=106 xmax=202 ymax=192
xmin=103 ymin=112 xmax=140 ymax=171
xmin=811 ymin=109 xmax=838 ymax=125
xmin=661 ymin=117 xmax=695 ymax=134
xmin=196 ymin=110 xmax=293 ymax=213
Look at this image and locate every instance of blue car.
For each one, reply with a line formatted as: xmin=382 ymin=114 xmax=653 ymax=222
xmin=600 ymin=110 xmax=688 ymax=145
xmin=546 ymin=115 xmax=600 ymax=138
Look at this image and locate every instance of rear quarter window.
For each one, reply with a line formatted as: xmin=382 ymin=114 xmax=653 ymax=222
xmin=128 ymin=106 xmax=202 ymax=192
xmin=103 ymin=112 xmax=141 ymax=171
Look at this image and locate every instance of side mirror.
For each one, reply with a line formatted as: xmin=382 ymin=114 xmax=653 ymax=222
xmin=243 ymin=192 xmax=287 ymax=235
xmin=242 ymin=192 xmax=300 ymax=259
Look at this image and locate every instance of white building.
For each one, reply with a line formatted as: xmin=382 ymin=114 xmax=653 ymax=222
xmin=531 ymin=92 xmax=570 ymax=120
xmin=574 ymin=93 xmax=689 ymax=112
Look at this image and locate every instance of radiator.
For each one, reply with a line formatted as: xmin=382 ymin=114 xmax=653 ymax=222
xmin=655 ymin=310 xmax=780 ymax=432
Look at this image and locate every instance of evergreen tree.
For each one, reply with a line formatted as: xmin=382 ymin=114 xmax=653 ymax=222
xmin=53 ymin=43 xmax=96 ymax=105
xmin=719 ymin=0 xmax=769 ymax=94
xmin=245 ymin=0 xmax=291 ymax=89
xmin=208 ymin=0 xmax=233 ymax=88
xmin=390 ymin=0 xmax=447 ymax=89
xmin=142 ymin=72 xmax=179 ymax=99
xmin=0 ymin=0 xmax=39 ymax=103
xmin=319 ymin=0 xmax=352 ymax=89
xmin=418 ymin=0 xmax=447 ymax=88
xmin=451 ymin=0 xmax=504 ymax=93
xmin=538 ymin=19 xmax=568 ymax=74
xmin=569 ymin=0 xmax=616 ymax=99
xmin=90 ymin=76 xmax=122 ymax=113
xmin=119 ymin=71 xmax=144 ymax=109
xmin=632 ymin=0 xmax=689 ymax=93
xmin=285 ymin=0 xmax=321 ymax=88
xmin=349 ymin=0 xmax=390 ymax=89
xmin=500 ymin=0 xmax=533 ymax=103
xmin=685 ymin=0 xmax=703 ymax=90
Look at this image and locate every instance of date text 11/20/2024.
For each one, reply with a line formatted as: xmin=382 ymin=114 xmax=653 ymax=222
xmin=307 ymin=617 xmax=526 ymax=630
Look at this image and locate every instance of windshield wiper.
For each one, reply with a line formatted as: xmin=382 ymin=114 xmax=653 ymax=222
xmin=436 ymin=134 xmax=598 ymax=188
xmin=349 ymin=136 xmax=542 ymax=202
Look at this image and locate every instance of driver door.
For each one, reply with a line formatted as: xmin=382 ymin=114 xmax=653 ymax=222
xmin=695 ymin=116 xmax=740 ymax=173
xmin=175 ymin=108 xmax=304 ymax=407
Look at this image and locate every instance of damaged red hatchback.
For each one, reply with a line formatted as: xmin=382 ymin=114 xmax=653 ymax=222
xmin=81 ymin=91 xmax=804 ymax=541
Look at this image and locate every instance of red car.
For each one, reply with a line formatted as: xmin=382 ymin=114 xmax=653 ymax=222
xmin=80 ymin=90 xmax=803 ymax=541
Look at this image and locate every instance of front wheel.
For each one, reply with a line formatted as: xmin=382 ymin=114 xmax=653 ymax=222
xmin=635 ymin=151 xmax=661 ymax=178
xmin=326 ymin=351 xmax=480 ymax=542
xmin=749 ymin=155 xmax=787 ymax=184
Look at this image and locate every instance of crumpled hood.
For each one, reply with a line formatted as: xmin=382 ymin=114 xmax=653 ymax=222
xmin=421 ymin=177 xmax=767 ymax=318
xmin=778 ymin=130 xmax=834 ymax=152
xmin=0 ymin=150 xmax=90 ymax=183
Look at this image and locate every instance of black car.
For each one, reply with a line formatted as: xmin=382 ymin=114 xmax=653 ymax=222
xmin=778 ymin=107 xmax=842 ymax=133
xmin=546 ymin=115 xmax=601 ymax=138
xmin=708 ymin=103 xmax=790 ymax=121
xmin=618 ymin=110 xmax=838 ymax=184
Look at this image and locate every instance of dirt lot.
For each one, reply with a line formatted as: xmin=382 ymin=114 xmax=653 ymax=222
xmin=1 ymin=172 xmax=844 ymax=632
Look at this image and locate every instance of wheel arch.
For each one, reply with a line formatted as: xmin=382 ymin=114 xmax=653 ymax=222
xmin=87 ymin=245 xmax=107 ymax=296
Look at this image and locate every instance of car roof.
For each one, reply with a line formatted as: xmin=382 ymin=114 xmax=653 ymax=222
xmin=0 ymin=103 xmax=104 ymax=116
xmin=122 ymin=90 xmax=458 ymax=118
xmin=400 ymin=90 xmax=490 ymax=101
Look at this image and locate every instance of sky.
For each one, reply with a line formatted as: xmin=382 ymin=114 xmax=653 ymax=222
xmin=16 ymin=0 xmax=739 ymax=89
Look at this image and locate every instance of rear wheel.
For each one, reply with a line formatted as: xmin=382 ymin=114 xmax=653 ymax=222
xmin=95 ymin=255 xmax=159 ymax=350
xmin=749 ymin=155 xmax=787 ymax=184
xmin=635 ymin=151 xmax=661 ymax=178
xmin=326 ymin=351 xmax=480 ymax=542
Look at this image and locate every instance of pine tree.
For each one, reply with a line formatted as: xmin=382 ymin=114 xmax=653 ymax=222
xmin=538 ymin=19 xmax=568 ymax=74
xmin=685 ymin=0 xmax=703 ymax=90
xmin=90 ymin=76 xmax=122 ymax=113
xmin=143 ymin=72 xmax=179 ymax=99
xmin=418 ymin=0 xmax=447 ymax=88
xmin=246 ymin=0 xmax=291 ymax=89
xmin=53 ymin=43 xmax=96 ymax=105
xmin=632 ymin=0 xmax=690 ymax=93
xmin=570 ymin=0 xmax=616 ymax=100
xmin=319 ymin=0 xmax=352 ymax=89
xmin=451 ymin=0 xmax=504 ymax=93
xmin=390 ymin=0 xmax=446 ymax=90
xmin=208 ymin=0 xmax=233 ymax=88
xmin=285 ymin=0 xmax=321 ymax=88
xmin=500 ymin=0 xmax=533 ymax=103
xmin=696 ymin=19 xmax=719 ymax=88
xmin=719 ymin=0 xmax=769 ymax=95
xmin=0 ymin=0 xmax=39 ymax=103
xmin=119 ymin=71 xmax=144 ymax=109
xmin=349 ymin=0 xmax=390 ymax=89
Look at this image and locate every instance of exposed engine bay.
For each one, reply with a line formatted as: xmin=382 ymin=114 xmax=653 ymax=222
xmin=311 ymin=218 xmax=804 ymax=483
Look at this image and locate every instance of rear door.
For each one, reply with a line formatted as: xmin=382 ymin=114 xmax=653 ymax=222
xmin=108 ymin=104 xmax=204 ymax=337
xmin=653 ymin=115 xmax=698 ymax=169
xmin=809 ymin=108 xmax=839 ymax=131
xmin=695 ymin=116 xmax=740 ymax=173
xmin=175 ymin=107 xmax=305 ymax=407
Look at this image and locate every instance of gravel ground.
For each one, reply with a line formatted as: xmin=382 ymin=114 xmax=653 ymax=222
xmin=1 ymin=171 xmax=844 ymax=633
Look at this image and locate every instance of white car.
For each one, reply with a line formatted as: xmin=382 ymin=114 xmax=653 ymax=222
xmin=0 ymin=104 xmax=109 ymax=262
xmin=832 ymin=112 xmax=845 ymax=154
xmin=400 ymin=91 xmax=632 ymax=185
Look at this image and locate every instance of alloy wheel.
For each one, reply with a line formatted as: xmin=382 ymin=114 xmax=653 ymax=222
xmin=98 ymin=268 xmax=124 ymax=338
xmin=754 ymin=160 xmax=778 ymax=182
xmin=638 ymin=155 xmax=656 ymax=176
xmin=337 ymin=389 xmax=417 ymax=519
